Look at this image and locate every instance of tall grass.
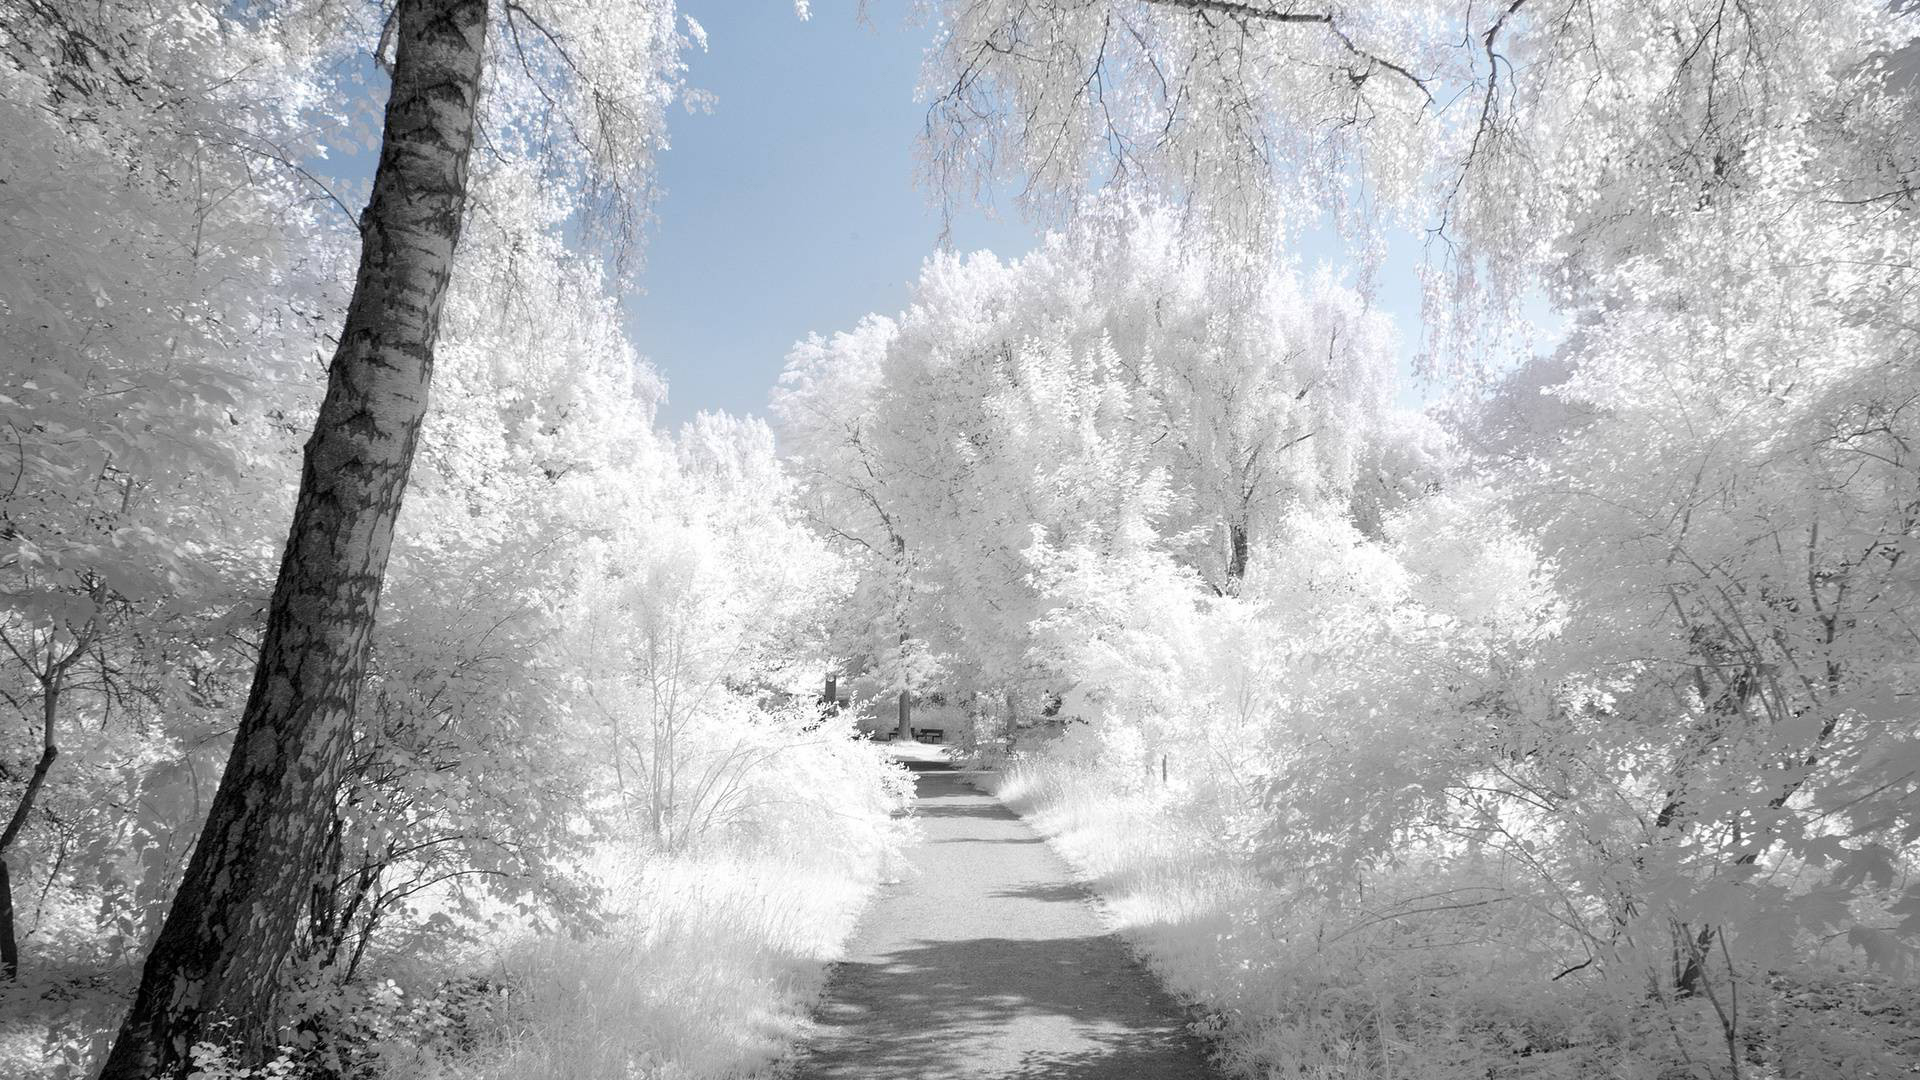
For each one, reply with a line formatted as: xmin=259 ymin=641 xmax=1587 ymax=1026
xmin=452 ymin=726 xmax=916 ymax=1080
xmin=464 ymin=847 xmax=893 ymax=1080
xmin=0 ymin=731 xmax=911 ymax=1080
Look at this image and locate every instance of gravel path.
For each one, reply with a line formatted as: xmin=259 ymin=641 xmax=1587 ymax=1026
xmin=790 ymin=768 xmax=1218 ymax=1080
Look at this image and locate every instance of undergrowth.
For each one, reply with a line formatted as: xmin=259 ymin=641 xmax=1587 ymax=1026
xmin=1 ymin=742 xmax=913 ymax=1080
xmin=989 ymin=749 xmax=1920 ymax=1080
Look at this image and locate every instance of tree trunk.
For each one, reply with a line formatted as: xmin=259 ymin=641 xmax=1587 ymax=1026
xmin=0 ymin=684 xmax=61 ymax=982
xmin=0 ymin=859 xmax=16 ymax=981
xmin=895 ymin=623 xmax=914 ymax=740
xmin=822 ymin=673 xmax=837 ymax=711
xmin=99 ymin=3 xmax=488 ymax=1075
xmin=1226 ymin=521 xmax=1249 ymax=585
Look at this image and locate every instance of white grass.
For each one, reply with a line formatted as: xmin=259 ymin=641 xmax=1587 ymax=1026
xmin=0 ymin=731 xmax=912 ymax=1080
xmin=462 ymin=846 xmax=891 ymax=1080
xmin=0 ymin=841 xmax=904 ymax=1080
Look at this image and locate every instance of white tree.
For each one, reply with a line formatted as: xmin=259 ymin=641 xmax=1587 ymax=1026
xmin=34 ymin=0 xmax=702 ymax=1071
xmin=773 ymin=315 xmax=927 ymax=738
xmin=1 ymin=0 xmax=349 ymax=984
xmin=919 ymin=0 xmax=1914 ymax=372
xmin=911 ymin=0 xmax=1920 ymax=1043
xmin=777 ymin=201 xmax=1415 ymax=737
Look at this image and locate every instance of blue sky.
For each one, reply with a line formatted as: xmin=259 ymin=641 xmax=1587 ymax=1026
xmin=627 ymin=3 xmax=1035 ymax=428
xmin=630 ymin=2 xmax=1441 ymax=428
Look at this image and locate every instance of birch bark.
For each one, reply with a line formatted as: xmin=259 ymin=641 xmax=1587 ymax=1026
xmin=100 ymin=1 xmax=489 ymax=1073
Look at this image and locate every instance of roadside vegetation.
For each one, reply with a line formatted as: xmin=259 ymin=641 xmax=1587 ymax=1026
xmin=3 ymin=2 xmax=1917 ymax=1078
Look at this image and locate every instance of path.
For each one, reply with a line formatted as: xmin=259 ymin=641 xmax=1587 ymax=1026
xmin=791 ymin=766 xmax=1218 ymax=1080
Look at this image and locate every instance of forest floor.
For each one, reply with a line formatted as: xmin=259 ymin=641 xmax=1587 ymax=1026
xmin=786 ymin=765 xmax=1218 ymax=1080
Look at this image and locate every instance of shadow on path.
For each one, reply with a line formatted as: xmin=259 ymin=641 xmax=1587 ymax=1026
xmin=790 ymin=773 xmax=1216 ymax=1080
xmin=913 ymin=803 xmax=1010 ymax=818
xmin=990 ymin=882 xmax=1091 ymax=904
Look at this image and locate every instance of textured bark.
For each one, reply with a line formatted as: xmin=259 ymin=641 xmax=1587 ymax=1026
xmin=1226 ymin=521 xmax=1249 ymax=585
xmin=898 ymin=688 xmax=913 ymax=742
xmin=99 ymin=2 xmax=488 ymax=1075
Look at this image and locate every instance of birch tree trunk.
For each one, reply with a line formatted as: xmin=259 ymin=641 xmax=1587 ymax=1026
xmin=99 ymin=2 xmax=488 ymax=1074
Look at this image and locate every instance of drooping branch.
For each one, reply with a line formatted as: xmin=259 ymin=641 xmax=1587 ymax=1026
xmin=1142 ymin=0 xmax=1435 ymax=102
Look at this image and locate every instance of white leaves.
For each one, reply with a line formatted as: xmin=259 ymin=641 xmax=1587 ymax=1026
xmin=487 ymin=0 xmax=691 ymax=273
xmin=777 ymin=197 xmax=1411 ymax=694
xmin=919 ymin=0 xmax=1916 ymax=379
